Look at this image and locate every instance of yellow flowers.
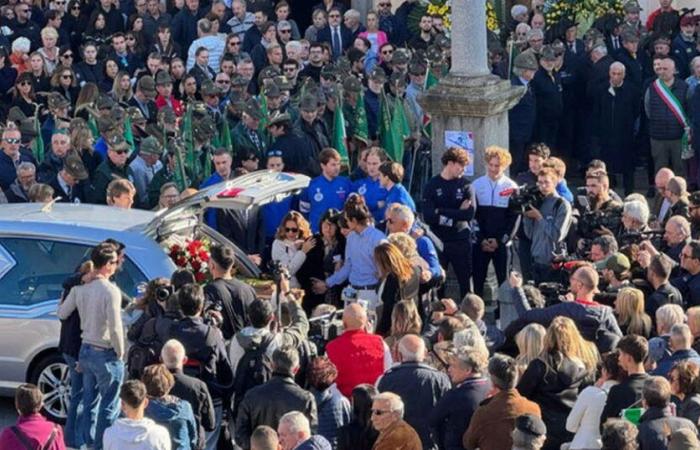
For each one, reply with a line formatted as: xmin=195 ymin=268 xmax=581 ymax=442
xmin=544 ymin=0 xmax=625 ymax=26
xmin=426 ymin=0 xmax=496 ymax=32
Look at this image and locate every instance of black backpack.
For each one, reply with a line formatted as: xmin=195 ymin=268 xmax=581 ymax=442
xmin=232 ymin=333 xmax=275 ymax=415
xmin=126 ymin=316 xmax=172 ymax=379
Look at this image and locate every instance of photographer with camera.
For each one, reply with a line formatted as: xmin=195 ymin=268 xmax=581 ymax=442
xmin=472 ymin=146 xmax=518 ymax=297
xmin=504 ymin=266 xmax=622 ymax=353
xmin=637 ymin=215 xmax=692 ymax=266
xmin=522 ymin=167 xmax=573 ymax=283
xmin=577 ymin=171 xmax=623 ymax=241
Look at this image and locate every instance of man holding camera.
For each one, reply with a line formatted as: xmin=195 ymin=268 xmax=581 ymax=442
xmin=578 ymin=171 xmax=623 ymax=235
xmin=522 ymin=167 xmax=572 ymax=283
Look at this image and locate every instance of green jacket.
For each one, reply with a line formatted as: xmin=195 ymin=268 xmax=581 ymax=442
xmin=231 ymin=122 xmax=270 ymax=163
xmin=147 ymin=165 xmax=193 ymax=209
xmin=89 ymin=159 xmax=136 ymax=205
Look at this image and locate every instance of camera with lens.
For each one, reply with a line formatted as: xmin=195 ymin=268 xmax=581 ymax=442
xmin=309 ymin=310 xmax=344 ymax=355
xmin=155 ymin=285 xmax=174 ymax=302
xmin=268 ymin=260 xmax=290 ymax=283
xmin=537 ymin=281 xmax=568 ymax=306
xmin=578 ymin=207 xmax=623 ymax=238
xmin=508 ymin=184 xmax=545 ymax=213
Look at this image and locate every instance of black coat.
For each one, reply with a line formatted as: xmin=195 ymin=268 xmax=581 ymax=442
xmin=203 ymin=278 xmax=255 ymax=341
xmin=317 ymin=25 xmax=353 ymax=54
xmin=48 ymin=174 xmax=87 ymax=203
xmin=637 ymin=406 xmax=697 ymax=450
xmin=508 ymin=76 xmax=536 ymax=144
xmin=594 ymin=82 xmax=640 ymax=172
xmin=531 ymin=68 xmax=563 ymax=122
xmin=269 ymin=130 xmax=317 ymax=176
xmin=614 ymin=47 xmax=647 ymax=96
xmin=600 ymin=373 xmax=650 ymax=427
xmin=170 ymin=369 xmax=216 ymax=450
xmin=216 ymin=206 xmax=266 ymax=255
xmin=375 ymin=267 xmax=421 ymax=336
xmin=377 ymin=362 xmax=451 ymax=450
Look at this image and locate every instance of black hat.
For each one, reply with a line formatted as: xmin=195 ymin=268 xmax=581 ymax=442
xmin=267 ymin=110 xmax=292 ymax=127
xmin=155 ymin=71 xmax=173 ymax=86
xmin=392 ymin=48 xmax=411 ymax=65
xmin=300 ymin=95 xmax=319 ymax=112
xmin=514 ymin=414 xmax=546 ymax=437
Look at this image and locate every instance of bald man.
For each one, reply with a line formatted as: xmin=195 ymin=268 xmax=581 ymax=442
xmin=504 ymin=266 xmax=622 ymax=352
xmin=376 ymin=335 xmax=451 ymax=450
xmin=325 ymin=303 xmax=392 ymax=397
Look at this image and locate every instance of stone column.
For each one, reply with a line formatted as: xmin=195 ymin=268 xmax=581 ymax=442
xmin=418 ymin=0 xmax=525 ymax=180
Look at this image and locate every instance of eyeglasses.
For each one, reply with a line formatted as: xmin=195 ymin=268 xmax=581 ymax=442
xmin=55 ymin=1 xmax=65 ymax=4
xmin=371 ymin=409 xmax=391 ymax=416
xmin=19 ymin=8 xmax=29 ymax=13
xmin=229 ymin=41 xmax=241 ymax=46
xmin=285 ymin=227 xmax=299 ymax=233
xmin=283 ymin=67 xmax=295 ymax=72
xmin=3 ymin=138 xmax=20 ymax=144
xmin=126 ymin=37 xmax=136 ymax=41
xmin=61 ymin=74 xmax=73 ymax=79
xmin=61 ymin=53 xmax=73 ymax=58
xmin=382 ymin=49 xmax=393 ymax=54
xmin=113 ymin=149 xmax=129 ymax=155
xmin=216 ymin=79 xmax=230 ymax=84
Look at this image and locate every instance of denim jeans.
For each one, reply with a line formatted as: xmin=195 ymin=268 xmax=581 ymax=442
xmin=204 ymin=403 xmax=223 ymax=450
xmin=63 ymin=353 xmax=84 ymax=448
xmin=78 ymin=344 xmax=124 ymax=450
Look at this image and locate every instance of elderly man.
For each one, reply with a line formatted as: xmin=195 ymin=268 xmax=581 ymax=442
xmin=251 ymin=426 xmax=279 ymax=450
xmin=0 ymin=127 xmax=36 ymax=191
xmin=90 ymin=134 xmax=136 ymax=205
xmin=377 ymin=335 xmax=451 ymax=450
xmin=4 ymin=161 xmax=36 ymax=203
xmin=371 ymin=392 xmax=422 ymax=450
xmin=277 ymin=411 xmax=331 ymax=450
xmin=622 ymin=200 xmax=651 ymax=233
xmin=227 ymin=0 xmax=254 ymax=40
xmin=37 ymin=130 xmax=71 ymax=183
xmin=463 ymin=354 xmax=541 ymax=450
xmin=637 ymin=377 xmax=697 ymax=448
xmin=325 ymin=304 xmax=391 ymax=398
xmin=652 ymin=324 xmax=700 ymax=376
xmin=652 ymin=168 xmax=675 ymax=225
xmin=672 ymin=240 xmax=700 ymax=308
xmin=188 ymin=18 xmax=225 ymax=72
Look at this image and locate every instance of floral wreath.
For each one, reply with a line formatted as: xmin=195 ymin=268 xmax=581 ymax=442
xmin=543 ymin=0 xmax=625 ymax=29
xmin=412 ymin=0 xmax=500 ymax=35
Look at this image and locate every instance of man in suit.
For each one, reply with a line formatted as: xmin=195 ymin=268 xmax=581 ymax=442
xmin=189 ymin=47 xmax=217 ymax=88
xmin=317 ymin=7 xmax=352 ymax=61
xmin=49 ymin=153 xmax=88 ymax=203
xmin=509 ymin=52 xmax=538 ymax=174
xmin=128 ymin=76 xmax=158 ymax=124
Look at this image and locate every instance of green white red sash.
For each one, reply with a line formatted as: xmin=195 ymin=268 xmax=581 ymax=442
xmin=652 ymin=79 xmax=693 ymax=159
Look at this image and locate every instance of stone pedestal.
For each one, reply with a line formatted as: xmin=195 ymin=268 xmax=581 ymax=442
xmin=418 ymin=74 xmax=525 ymax=179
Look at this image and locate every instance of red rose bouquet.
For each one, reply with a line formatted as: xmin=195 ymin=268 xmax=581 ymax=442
xmin=168 ymin=239 xmax=211 ymax=284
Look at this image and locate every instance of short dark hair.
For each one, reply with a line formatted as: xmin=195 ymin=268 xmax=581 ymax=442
xmin=15 ymin=384 xmax=42 ymax=416
xmin=601 ymin=350 xmax=624 ymax=382
xmin=319 ymin=148 xmax=341 ymax=165
xmin=616 ymin=334 xmax=648 ymax=363
xmin=592 ymin=235 xmax=618 ymax=255
xmin=210 ymin=244 xmax=235 ymax=271
xmin=378 ymin=161 xmax=404 ymax=183
xmin=649 ymin=254 xmax=673 ymax=281
xmin=688 ymin=240 xmax=700 ymax=260
xmin=441 ymin=146 xmax=469 ymax=166
xmin=307 ymin=356 xmax=338 ymax=391
xmin=171 ymin=268 xmax=196 ymax=290
xmin=120 ymin=379 xmax=147 ymax=409
xmin=178 ymin=283 xmax=205 ymax=316
xmin=601 ymin=419 xmax=638 ymax=450
xmin=488 ymin=353 xmax=518 ymax=390
xmin=526 ymin=142 xmax=551 ymax=159
xmin=91 ymin=244 xmax=117 ymax=269
xmin=438 ymin=316 xmax=465 ymax=341
xmin=272 ymin=346 xmax=299 ymax=374
xmin=248 ymin=298 xmax=274 ymax=328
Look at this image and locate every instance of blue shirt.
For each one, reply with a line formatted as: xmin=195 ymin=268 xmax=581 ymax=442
xmin=385 ymin=183 xmax=416 ymax=211
xmin=201 ymin=172 xmax=224 ymax=228
xmin=300 ymin=175 xmax=352 ymax=232
xmin=262 ymin=197 xmax=294 ymax=238
xmin=556 ymin=179 xmax=574 ymax=203
xmin=416 ymin=235 xmax=442 ymax=279
xmin=94 ymin=137 xmax=108 ymax=159
xmin=326 ymin=225 xmax=385 ymax=287
xmin=352 ymin=176 xmax=387 ymax=223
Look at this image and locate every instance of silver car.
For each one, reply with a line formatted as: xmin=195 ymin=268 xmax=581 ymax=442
xmin=0 ymin=171 xmax=308 ymax=421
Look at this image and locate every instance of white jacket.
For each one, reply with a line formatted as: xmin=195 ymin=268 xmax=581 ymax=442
xmin=104 ymin=417 xmax=171 ymax=450
xmin=271 ymin=239 xmax=307 ymax=287
xmin=565 ymin=380 xmax=618 ymax=449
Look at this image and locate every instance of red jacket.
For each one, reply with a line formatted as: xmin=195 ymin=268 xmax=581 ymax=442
xmin=326 ymin=329 xmax=386 ymax=398
xmin=0 ymin=413 xmax=65 ymax=450
xmin=155 ymin=94 xmax=184 ymax=117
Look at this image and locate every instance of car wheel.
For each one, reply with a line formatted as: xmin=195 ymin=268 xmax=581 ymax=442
xmin=29 ymin=353 xmax=70 ymax=423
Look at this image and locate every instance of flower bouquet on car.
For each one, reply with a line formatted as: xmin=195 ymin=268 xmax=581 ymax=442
xmin=167 ymin=237 xmax=211 ymax=284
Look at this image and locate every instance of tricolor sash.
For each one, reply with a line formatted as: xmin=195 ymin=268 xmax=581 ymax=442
xmin=652 ymin=78 xmax=693 ymax=159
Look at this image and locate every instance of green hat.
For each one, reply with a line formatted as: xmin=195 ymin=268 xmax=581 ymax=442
xmin=231 ymin=75 xmax=250 ymax=87
xmin=264 ymin=82 xmax=281 ymax=98
xmin=620 ymin=27 xmax=640 ymax=43
xmin=392 ymin=48 xmax=411 ymax=65
xmin=97 ymin=116 xmax=118 ymax=135
xmin=7 ymin=106 xmax=27 ymax=123
xmin=336 ymin=57 xmax=352 ymax=73
xmin=369 ymin=66 xmax=387 ymax=82
xmin=408 ymin=61 xmax=427 ymax=76
xmin=605 ymin=253 xmax=631 ymax=275
xmin=158 ymin=106 xmax=176 ymax=125
xmin=110 ymin=105 xmax=126 ymax=124
xmin=258 ymin=65 xmax=281 ymax=83
xmin=126 ymin=106 xmax=146 ymax=123
xmin=19 ymin=118 xmax=37 ymax=139
xmin=320 ymin=64 xmax=338 ymax=80
xmin=434 ymin=34 xmax=450 ymax=49
xmin=107 ymin=133 xmax=130 ymax=151
xmin=96 ymin=94 xmax=115 ymax=110
xmin=623 ymin=1 xmax=641 ymax=13
xmin=201 ymin=79 xmax=221 ymax=97
xmin=389 ymin=71 xmax=407 ymax=88
xmin=193 ymin=116 xmax=216 ymax=142
xmin=273 ymin=75 xmax=293 ymax=90
xmin=47 ymin=93 xmax=70 ymax=110
xmin=300 ymin=95 xmax=318 ymax=112
xmin=342 ymin=76 xmax=362 ymax=93
xmin=155 ymin=71 xmax=173 ymax=86
xmin=540 ymin=45 xmax=558 ymax=61
xmin=63 ymin=153 xmax=88 ymax=180
xmin=266 ymin=110 xmax=291 ymax=127
xmin=137 ymin=75 xmax=157 ymax=97
xmin=514 ymin=51 xmax=538 ymax=71
xmin=243 ymin=98 xmax=264 ymax=120
xmin=139 ymin=136 xmax=162 ymax=156
xmin=426 ymin=45 xmax=443 ymax=62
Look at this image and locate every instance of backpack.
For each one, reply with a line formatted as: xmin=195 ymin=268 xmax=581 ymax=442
xmin=126 ymin=316 xmax=172 ymax=379
xmin=10 ymin=424 xmax=59 ymax=450
xmin=232 ymin=333 xmax=275 ymax=416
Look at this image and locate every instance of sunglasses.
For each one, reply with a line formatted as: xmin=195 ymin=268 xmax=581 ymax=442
xmin=19 ymin=81 xmax=31 ymax=86
xmin=61 ymin=74 xmax=73 ymax=79
xmin=55 ymin=1 xmax=65 ymax=4
xmin=285 ymin=227 xmax=299 ymax=233
xmin=246 ymin=155 xmax=259 ymax=161
xmin=371 ymin=409 xmax=391 ymax=416
xmin=267 ymin=150 xmax=283 ymax=157
xmin=113 ymin=149 xmax=129 ymax=155
xmin=3 ymin=138 xmax=20 ymax=144
xmin=61 ymin=53 xmax=73 ymax=58
xmin=126 ymin=37 xmax=136 ymax=41
xmin=19 ymin=8 xmax=29 ymax=13
xmin=329 ymin=14 xmax=340 ymax=18
xmin=283 ymin=67 xmax=295 ymax=72
xmin=229 ymin=41 xmax=241 ymax=46
xmin=382 ymin=50 xmax=393 ymax=54
xmin=216 ymin=79 xmax=230 ymax=84
xmin=71 ymin=5 xmax=80 ymax=9
xmin=279 ymin=29 xmax=291 ymax=33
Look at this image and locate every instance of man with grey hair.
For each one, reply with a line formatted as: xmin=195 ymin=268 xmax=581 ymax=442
xmin=464 ymin=354 xmax=541 ymax=449
xmin=187 ymin=18 xmax=226 ymax=72
xmin=622 ymin=199 xmax=650 ymax=231
xmin=371 ymin=392 xmax=421 ymax=450
xmin=648 ymin=303 xmax=686 ymax=363
xmin=343 ymin=9 xmax=363 ymax=37
xmin=377 ymin=334 xmax=450 ymax=450
xmin=595 ymin=59 xmax=639 ymax=195
xmin=511 ymin=414 xmax=547 ymax=450
xmin=161 ymin=339 xmax=216 ymax=450
xmin=526 ymin=28 xmax=544 ymax=53
xmin=277 ymin=411 xmax=331 ymax=450
xmin=638 ymin=376 xmax=697 ymax=448
xmin=652 ymin=323 xmax=700 ymax=376
xmin=4 ymin=161 xmax=36 ymax=203
xmin=236 ymin=346 xmax=317 ymax=450
xmin=0 ymin=126 xmax=36 ymax=191
xmin=428 ymin=345 xmax=490 ymax=450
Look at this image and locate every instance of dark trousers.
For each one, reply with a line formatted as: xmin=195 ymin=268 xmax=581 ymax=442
xmin=472 ymin=241 xmax=508 ymax=297
xmin=509 ymin=139 xmax=528 ymax=175
xmin=438 ymin=239 xmax=472 ymax=299
xmin=517 ymin=236 xmax=533 ymax=281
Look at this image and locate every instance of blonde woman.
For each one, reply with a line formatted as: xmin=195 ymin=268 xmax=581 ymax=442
xmin=518 ymin=316 xmax=597 ymax=450
xmin=615 ymin=287 xmax=652 ymax=338
xmin=515 ymin=323 xmax=546 ymax=375
xmin=387 ymin=232 xmax=431 ymax=282
xmin=374 ymin=242 xmax=421 ymax=336
xmin=38 ymin=26 xmax=59 ymax=74
xmin=384 ymin=300 xmax=422 ymax=362
xmin=69 ymin=120 xmax=101 ymax=176
xmin=110 ymin=70 xmax=133 ymax=104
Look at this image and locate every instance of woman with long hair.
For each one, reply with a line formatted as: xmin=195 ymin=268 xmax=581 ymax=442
xmin=565 ymin=351 xmax=625 ymax=450
xmin=615 ymin=287 xmax=652 ymax=338
xmin=688 ymin=306 xmax=700 ymax=353
xmin=11 ymin=72 xmax=39 ymax=117
xmin=125 ymin=31 xmax=146 ymax=60
xmin=271 ymin=211 xmax=316 ymax=289
xmin=0 ymin=46 xmax=17 ymax=113
xmin=111 ymin=70 xmax=133 ymax=105
xmin=27 ymin=52 xmax=50 ymax=93
xmin=169 ymin=57 xmax=186 ymax=99
xmin=180 ymin=74 xmax=199 ymax=103
xmin=297 ymin=209 xmax=346 ymax=313
xmin=85 ymin=11 xmax=109 ymax=50
xmin=515 ymin=323 xmax=546 ymax=375
xmin=384 ymin=300 xmax=422 ymax=361
xmin=100 ymin=58 xmax=119 ymax=93
xmin=69 ymin=119 xmax=101 ymax=177
xmin=64 ymin=0 xmax=87 ymax=51
xmin=374 ymin=242 xmax=421 ymax=336
xmin=50 ymin=65 xmax=80 ymax=107
xmin=670 ymin=360 xmax=700 ymax=425
xmin=151 ymin=25 xmax=181 ymax=61
xmin=74 ymin=82 xmax=100 ymax=120
xmin=336 ymin=384 xmax=379 ymax=450
xmin=518 ymin=316 xmax=597 ymax=450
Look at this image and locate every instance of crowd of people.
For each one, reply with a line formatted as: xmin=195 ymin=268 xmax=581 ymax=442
xmin=3 ymin=0 xmax=700 ymax=449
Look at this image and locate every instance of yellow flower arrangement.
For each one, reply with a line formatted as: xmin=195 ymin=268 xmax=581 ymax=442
xmin=426 ymin=0 xmax=497 ymax=32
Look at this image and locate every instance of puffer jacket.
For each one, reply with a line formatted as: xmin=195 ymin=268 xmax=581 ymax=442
xmin=313 ymin=384 xmax=351 ymax=448
xmin=645 ymin=78 xmax=690 ymax=140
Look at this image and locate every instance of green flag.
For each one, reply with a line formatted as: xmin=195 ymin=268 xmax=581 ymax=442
xmin=203 ymin=148 xmax=212 ymax=180
xmin=173 ymin=144 xmax=187 ymax=192
xmin=123 ymin=116 xmax=135 ymax=153
xmin=220 ymin=118 xmax=232 ymax=152
xmin=422 ymin=66 xmax=439 ymax=137
xmin=258 ymin=87 xmax=269 ymax=132
xmin=332 ymin=91 xmax=349 ymax=165
xmin=181 ymin=105 xmax=199 ymax=182
xmin=31 ymin=116 xmax=44 ymax=163
xmin=87 ymin=115 xmax=99 ymax=140
xmin=353 ymin=90 xmax=369 ymax=145
xmin=379 ymin=91 xmax=402 ymax=162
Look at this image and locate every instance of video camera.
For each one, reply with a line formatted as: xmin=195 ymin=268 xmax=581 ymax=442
xmin=508 ymin=184 xmax=544 ymax=213
xmin=578 ymin=208 xmax=623 ymax=238
xmin=308 ymin=310 xmax=344 ymax=355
